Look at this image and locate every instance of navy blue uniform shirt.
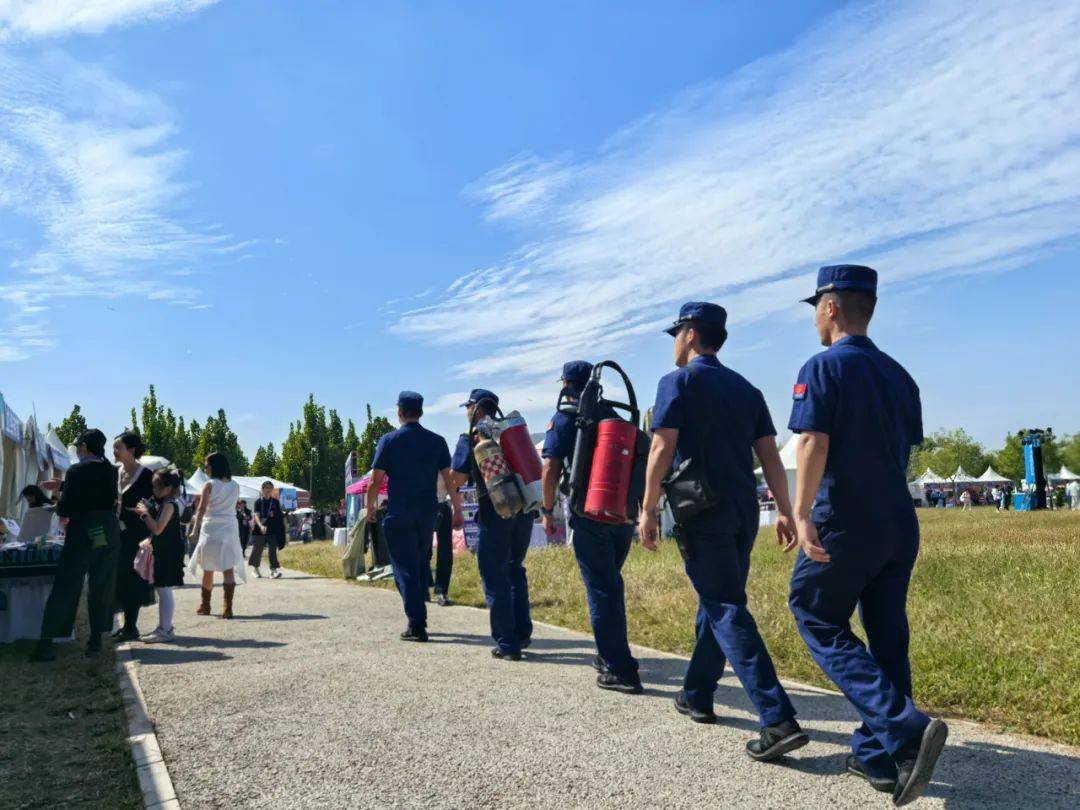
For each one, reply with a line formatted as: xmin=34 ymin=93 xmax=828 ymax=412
xmin=652 ymin=354 xmax=775 ymax=509
xmin=372 ymin=422 xmax=452 ymax=518
xmin=541 ymin=402 xmax=618 ymax=467
xmin=788 ymin=335 xmax=922 ymax=527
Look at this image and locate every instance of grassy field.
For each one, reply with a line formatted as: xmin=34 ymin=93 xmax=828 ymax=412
xmin=283 ymin=508 xmax=1080 ymax=747
xmin=0 ymin=608 xmax=142 ymax=809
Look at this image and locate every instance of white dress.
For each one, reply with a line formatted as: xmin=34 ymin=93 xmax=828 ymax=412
xmin=187 ymin=478 xmax=247 ymax=582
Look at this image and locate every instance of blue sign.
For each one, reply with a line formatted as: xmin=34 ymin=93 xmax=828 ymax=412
xmin=1023 ymin=442 xmax=1036 ymax=485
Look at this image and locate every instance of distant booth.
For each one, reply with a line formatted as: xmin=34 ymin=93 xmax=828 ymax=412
xmin=1 ymin=394 xmax=76 ymax=644
xmin=754 ymin=435 xmax=799 ymax=526
xmin=184 ymin=470 xmax=309 ymax=511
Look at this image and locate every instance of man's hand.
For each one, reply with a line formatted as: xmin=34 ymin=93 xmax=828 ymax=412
xmin=638 ymin=510 xmax=659 ymax=551
xmin=775 ymin=513 xmax=798 ymax=552
xmin=542 ymin=513 xmax=556 ymax=536
xmin=365 ymin=508 xmax=378 ymax=524
xmin=796 ymin=516 xmax=830 ymax=563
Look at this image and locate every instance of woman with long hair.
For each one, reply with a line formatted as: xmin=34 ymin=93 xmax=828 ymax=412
xmin=113 ymin=431 xmax=155 ymax=641
xmin=186 ymin=452 xmax=245 ymax=618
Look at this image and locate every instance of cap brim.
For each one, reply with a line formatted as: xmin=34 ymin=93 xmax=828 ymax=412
xmin=458 ymin=401 xmax=472 ymax=408
xmin=663 ymin=323 xmax=682 ymax=336
xmin=801 ymin=294 xmax=820 ymax=305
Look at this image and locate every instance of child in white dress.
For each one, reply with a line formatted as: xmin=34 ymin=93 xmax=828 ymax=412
xmin=187 ymin=452 xmax=246 ymax=618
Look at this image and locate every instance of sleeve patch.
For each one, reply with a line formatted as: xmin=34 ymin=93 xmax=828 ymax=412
xmin=792 ymin=383 xmax=807 ymax=401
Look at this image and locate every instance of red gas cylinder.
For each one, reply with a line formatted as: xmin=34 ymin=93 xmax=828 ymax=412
xmin=499 ymin=417 xmax=544 ymax=512
xmin=583 ymin=418 xmax=638 ymax=524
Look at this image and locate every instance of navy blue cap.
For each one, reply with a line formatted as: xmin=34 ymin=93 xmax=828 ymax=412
xmin=459 ymin=388 xmax=499 ymax=408
xmin=560 ymin=360 xmax=593 ymax=390
xmin=664 ymin=301 xmax=728 ymax=336
xmin=802 ymin=264 xmax=878 ymax=305
xmin=397 ymin=390 xmax=424 ymax=409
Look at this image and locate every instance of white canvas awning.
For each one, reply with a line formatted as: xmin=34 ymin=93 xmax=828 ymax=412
xmin=977 ymin=466 xmax=1011 ymax=483
xmin=912 ymin=469 xmax=947 ymax=486
xmin=1049 ymin=466 xmax=1080 ymax=482
xmin=948 ymin=466 xmax=980 ymax=484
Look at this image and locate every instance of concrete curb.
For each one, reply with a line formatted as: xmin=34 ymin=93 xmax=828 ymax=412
xmin=115 ymin=641 xmax=181 ymax=809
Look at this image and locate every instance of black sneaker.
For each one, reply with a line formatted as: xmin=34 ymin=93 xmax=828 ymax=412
xmin=85 ymin=633 xmax=103 ymax=657
xmin=491 ymin=647 xmax=522 ymax=661
xmin=436 ymin=593 xmax=452 ymax=607
xmin=674 ymin=690 xmax=717 ymax=724
xmin=519 ymin=637 xmax=532 ymax=650
xmin=596 ymin=671 xmax=644 ymax=695
xmin=846 ymin=755 xmax=897 ymax=793
xmin=29 ymin=640 xmax=55 ymax=663
xmin=592 ymin=654 xmax=609 ymax=673
xmin=892 ymin=719 xmax=948 ymax=807
xmin=746 ymin=719 xmax=809 ymax=762
xmin=400 ymin=628 xmax=428 ymax=642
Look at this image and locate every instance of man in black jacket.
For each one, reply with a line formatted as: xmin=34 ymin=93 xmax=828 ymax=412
xmin=31 ymin=429 xmax=123 ymax=661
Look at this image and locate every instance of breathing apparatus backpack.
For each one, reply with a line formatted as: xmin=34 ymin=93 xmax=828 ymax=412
xmin=468 ymin=400 xmax=545 ymax=519
xmin=561 ymin=361 xmax=650 ymax=524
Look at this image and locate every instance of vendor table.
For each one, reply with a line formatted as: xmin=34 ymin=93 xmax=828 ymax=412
xmin=0 ymin=542 xmax=64 ymax=643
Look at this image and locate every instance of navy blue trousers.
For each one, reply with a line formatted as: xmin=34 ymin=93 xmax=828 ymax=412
xmin=383 ymin=511 xmax=436 ymax=633
xmin=476 ymin=511 xmax=533 ymax=654
xmin=788 ymin=519 xmax=929 ymax=778
xmin=570 ymin=515 xmax=638 ymax=682
xmin=678 ymin=508 xmax=795 ymax=728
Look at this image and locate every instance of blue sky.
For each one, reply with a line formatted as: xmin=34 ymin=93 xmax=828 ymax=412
xmin=1 ymin=0 xmax=1078 ymax=464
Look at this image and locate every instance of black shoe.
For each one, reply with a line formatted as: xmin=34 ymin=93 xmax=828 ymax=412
xmin=892 ymin=719 xmax=948 ymax=807
xmin=596 ymin=671 xmax=644 ymax=695
xmin=592 ymin=654 xmax=609 ymax=673
xmin=746 ymin=719 xmax=810 ymax=762
xmin=846 ymin=755 xmax=897 ymax=793
xmin=400 ymin=628 xmax=428 ymax=642
xmin=85 ymin=633 xmax=103 ymax=657
xmin=674 ymin=690 xmax=717 ymax=724
xmin=29 ymin=640 xmax=55 ymax=663
xmin=436 ymin=593 xmax=452 ymax=607
xmin=110 ymin=627 xmax=126 ymax=640
xmin=491 ymin=647 xmax=522 ymax=661
xmin=519 ymin=637 xmax=532 ymax=650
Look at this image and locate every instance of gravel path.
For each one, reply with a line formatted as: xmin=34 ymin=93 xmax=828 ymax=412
xmin=130 ymin=568 xmax=1080 ymax=809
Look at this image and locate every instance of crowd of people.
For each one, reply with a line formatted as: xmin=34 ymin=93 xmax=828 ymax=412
xmin=25 ymin=429 xmax=305 ymax=660
xmin=366 ymin=266 xmax=949 ymax=807
xmin=23 ymin=265 xmax=1020 ymax=805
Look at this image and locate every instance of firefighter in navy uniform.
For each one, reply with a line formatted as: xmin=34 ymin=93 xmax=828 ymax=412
xmin=638 ymin=302 xmax=808 ymax=761
xmin=368 ymin=391 xmax=462 ymax=643
xmin=541 ymin=361 xmax=642 ymax=694
xmin=787 ymin=265 xmax=947 ymax=806
xmin=450 ymin=389 xmax=533 ymax=660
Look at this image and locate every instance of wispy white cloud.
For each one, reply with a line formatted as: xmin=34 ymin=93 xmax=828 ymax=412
xmin=0 ymin=0 xmax=218 ymax=42
xmin=397 ymin=0 xmax=1080 ymax=392
xmin=0 ymin=48 xmax=236 ymax=359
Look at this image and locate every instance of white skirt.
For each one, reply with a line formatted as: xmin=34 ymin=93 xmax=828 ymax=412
xmin=187 ymin=516 xmax=247 ymax=583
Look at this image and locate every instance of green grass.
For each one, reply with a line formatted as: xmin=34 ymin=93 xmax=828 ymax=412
xmin=0 ymin=607 xmax=143 ymax=809
xmin=283 ymin=508 xmax=1080 ymax=747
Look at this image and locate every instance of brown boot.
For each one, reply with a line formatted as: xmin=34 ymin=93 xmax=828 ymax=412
xmin=222 ymin=583 xmax=235 ymax=619
xmin=196 ymin=587 xmax=212 ymax=615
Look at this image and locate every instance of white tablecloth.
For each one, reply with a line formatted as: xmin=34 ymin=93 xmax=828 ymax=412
xmin=0 ymin=576 xmax=71 ymax=643
xmin=332 ymin=527 xmax=349 ymax=548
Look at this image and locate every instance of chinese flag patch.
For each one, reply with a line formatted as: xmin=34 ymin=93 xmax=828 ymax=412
xmin=792 ymin=383 xmax=807 ymax=401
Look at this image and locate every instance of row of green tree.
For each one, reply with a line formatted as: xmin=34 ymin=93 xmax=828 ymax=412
xmin=52 ymin=389 xmax=395 ymax=509
xmin=909 ymin=429 xmax=1080 ymax=484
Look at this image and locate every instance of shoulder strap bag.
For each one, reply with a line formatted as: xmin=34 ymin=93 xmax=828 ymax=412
xmin=661 ymin=364 xmax=719 ymax=525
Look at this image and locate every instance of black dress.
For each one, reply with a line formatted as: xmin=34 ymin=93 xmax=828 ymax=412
xmin=151 ymin=498 xmax=185 ymax=588
xmin=116 ymin=466 xmax=156 ymax=611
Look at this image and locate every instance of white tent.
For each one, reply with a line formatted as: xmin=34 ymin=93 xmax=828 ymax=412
xmin=754 ymin=435 xmax=799 ymax=503
xmin=977 ymin=466 xmax=1012 ymax=483
xmin=949 ymin=465 xmax=980 ymax=484
xmin=1049 ymin=466 xmax=1080 ymax=482
xmin=911 ymin=469 xmax=947 ymax=486
xmin=45 ymin=429 xmax=73 ymax=474
xmin=184 ymin=470 xmax=306 ymax=505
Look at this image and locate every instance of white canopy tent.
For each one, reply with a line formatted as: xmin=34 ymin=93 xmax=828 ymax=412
xmin=1049 ymin=466 xmax=1080 ymax=482
xmin=754 ymin=434 xmax=799 ymax=503
xmin=912 ymin=469 xmax=948 ymax=486
xmin=977 ymin=466 xmax=1012 ymax=483
xmin=184 ymin=470 xmax=307 ymax=506
xmin=949 ymin=465 xmax=980 ymax=484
